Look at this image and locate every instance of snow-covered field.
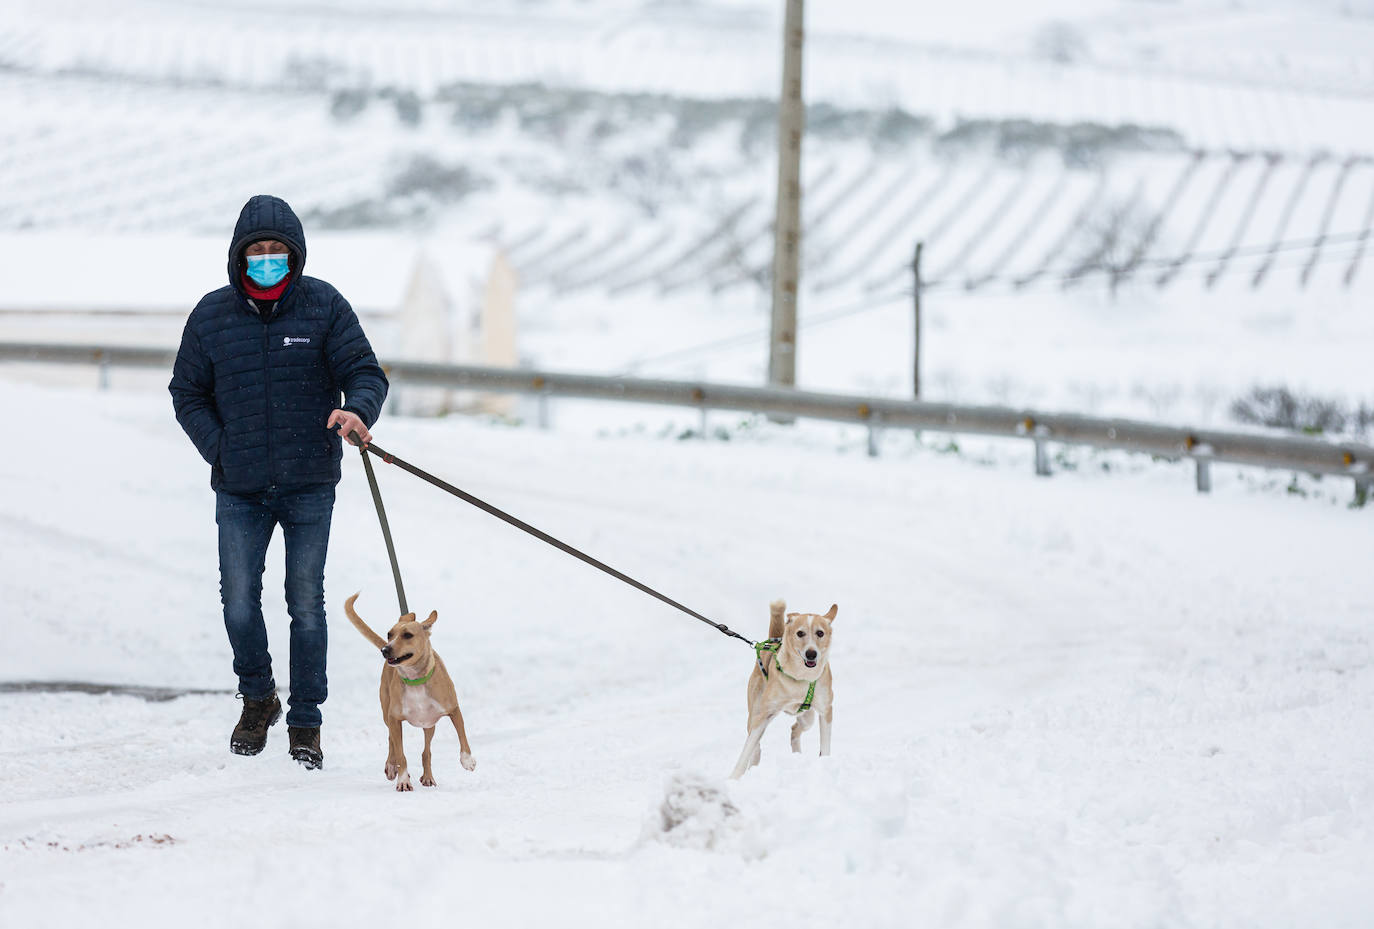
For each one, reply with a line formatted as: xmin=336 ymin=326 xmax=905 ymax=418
xmin=1 ymin=378 xmax=1372 ymax=928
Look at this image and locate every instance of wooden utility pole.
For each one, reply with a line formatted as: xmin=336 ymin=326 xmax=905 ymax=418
xmin=768 ymin=0 xmax=804 ymax=390
xmin=912 ymin=241 xmax=923 ymax=398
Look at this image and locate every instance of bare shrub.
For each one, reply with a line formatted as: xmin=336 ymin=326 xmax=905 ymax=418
xmin=380 ymin=88 xmax=423 ymax=126
xmin=1230 ymin=386 xmax=1369 ymax=436
xmin=936 ymin=119 xmax=1184 ymax=167
xmin=386 ymin=156 xmax=487 ymax=202
xmin=329 ymin=88 xmax=369 ymax=121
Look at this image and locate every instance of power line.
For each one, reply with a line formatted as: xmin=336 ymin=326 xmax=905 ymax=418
xmin=927 ymin=232 xmax=1374 ymax=296
xmin=918 ymin=226 xmax=1374 ymax=292
xmin=617 ymin=289 xmax=911 ymax=374
xmin=618 ymin=232 xmax=1374 ymax=372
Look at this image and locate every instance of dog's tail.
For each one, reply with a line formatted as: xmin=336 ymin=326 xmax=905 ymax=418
xmin=769 ymin=599 xmax=786 ymax=640
xmin=344 ymin=592 xmax=388 ymax=650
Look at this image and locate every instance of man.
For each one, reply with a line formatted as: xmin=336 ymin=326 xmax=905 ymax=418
xmin=169 ymin=194 xmax=388 ymax=770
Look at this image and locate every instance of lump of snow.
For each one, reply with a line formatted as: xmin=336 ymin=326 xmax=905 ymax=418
xmin=642 ymin=773 xmax=761 ymax=858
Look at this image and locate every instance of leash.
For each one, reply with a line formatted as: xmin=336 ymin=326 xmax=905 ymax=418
xmin=357 ymin=439 xmax=408 ymax=616
xmin=345 ymin=429 xmax=755 ymax=648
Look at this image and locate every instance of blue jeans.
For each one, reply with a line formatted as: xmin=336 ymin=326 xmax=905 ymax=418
xmin=216 ymin=484 xmax=335 ymax=728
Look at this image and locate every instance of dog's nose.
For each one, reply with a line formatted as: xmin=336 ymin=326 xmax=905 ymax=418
xmin=805 ymin=649 xmax=817 ymax=661
xmin=381 ymin=645 xmax=393 ymax=658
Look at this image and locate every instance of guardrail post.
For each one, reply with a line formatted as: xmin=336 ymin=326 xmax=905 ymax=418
xmin=1193 ymin=443 xmax=1214 ymax=494
xmin=95 ymin=350 xmax=110 ymax=391
xmin=1354 ymin=474 xmax=1370 ymax=508
xmin=526 ymin=374 xmax=552 ymax=430
xmin=867 ymin=412 xmax=883 ymax=458
xmin=699 ymin=405 xmax=708 ymax=439
xmin=1033 ymin=425 xmax=1051 ymax=476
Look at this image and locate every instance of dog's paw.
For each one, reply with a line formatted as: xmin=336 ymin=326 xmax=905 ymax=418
xmin=385 ymin=762 xmax=399 ymax=780
xmin=421 ymin=772 xmax=436 ymax=787
xmin=460 ymin=751 xmax=476 ymax=771
xmin=396 ymin=774 xmax=413 ymax=792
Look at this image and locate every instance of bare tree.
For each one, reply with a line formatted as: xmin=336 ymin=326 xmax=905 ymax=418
xmin=1063 ymin=197 xmax=1157 ymax=300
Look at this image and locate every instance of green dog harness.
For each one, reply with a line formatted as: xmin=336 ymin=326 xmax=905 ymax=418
xmin=753 ymin=638 xmax=816 ymax=712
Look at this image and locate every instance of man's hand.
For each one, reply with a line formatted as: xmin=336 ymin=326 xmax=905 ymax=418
xmin=327 ymin=409 xmax=371 ymax=447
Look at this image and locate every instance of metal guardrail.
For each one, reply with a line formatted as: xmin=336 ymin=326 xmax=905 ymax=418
xmin=2 ymin=340 xmax=1370 ymax=503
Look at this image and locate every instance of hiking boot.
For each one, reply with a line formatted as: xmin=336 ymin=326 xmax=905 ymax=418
xmin=230 ymin=693 xmax=281 ymax=756
xmin=288 ymin=726 xmax=323 ymax=770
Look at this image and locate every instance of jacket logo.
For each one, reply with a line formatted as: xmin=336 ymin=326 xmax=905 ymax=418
xmin=283 ymin=337 xmax=311 ymax=347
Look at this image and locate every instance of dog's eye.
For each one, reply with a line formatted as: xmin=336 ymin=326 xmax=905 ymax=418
xmin=402 ymin=632 xmax=413 ymax=639
xmin=816 ymin=630 xmax=825 ymax=638
xmin=796 ymin=630 xmax=805 ymax=638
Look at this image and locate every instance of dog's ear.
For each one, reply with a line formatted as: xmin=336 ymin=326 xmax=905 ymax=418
xmin=421 ymin=610 xmax=438 ymax=632
xmin=399 ymin=612 xmax=417 ymax=623
xmin=785 ymin=612 xmax=800 ymax=624
xmin=823 ymin=604 xmax=838 ymax=621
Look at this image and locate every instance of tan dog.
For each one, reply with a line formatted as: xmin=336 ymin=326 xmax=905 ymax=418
xmin=344 ymin=592 xmax=476 ymax=791
xmin=729 ymin=600 xmax=836 ymax=779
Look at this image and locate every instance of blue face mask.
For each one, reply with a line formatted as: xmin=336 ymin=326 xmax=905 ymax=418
xmin=245 ymin=253 xmax=290 ymax=287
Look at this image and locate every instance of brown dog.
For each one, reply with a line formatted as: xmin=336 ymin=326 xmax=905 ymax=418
xmin=729 ymin=600 xmax=836 ymax=779
xmin=344 ymin=592 xmax=476 ymax=791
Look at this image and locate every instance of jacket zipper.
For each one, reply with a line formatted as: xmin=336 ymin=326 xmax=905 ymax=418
xmin=262 ymin=311 xmax=275 ymax=488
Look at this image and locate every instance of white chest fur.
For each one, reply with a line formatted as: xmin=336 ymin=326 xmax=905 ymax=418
xmin=399 ymin=685 xmax=448 ymax=729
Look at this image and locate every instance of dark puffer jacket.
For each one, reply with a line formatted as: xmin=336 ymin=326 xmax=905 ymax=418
xmin=169 ymin=195 xmax=389 ymax=494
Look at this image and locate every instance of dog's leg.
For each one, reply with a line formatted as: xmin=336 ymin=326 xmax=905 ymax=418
xmin=385 ymin=714 xmax=403 ymax=781
xmin=420 ymin=727 xmax=437 ymax=787
xmin=818 ymin=704 xmax=833 ymax=757
xmin=790 ymin=710 xmax=815 ymax=753
xmin=387 ymin=717 xmax=412 ymax=791
xmin=729 ymin=712 xmax=775 ymax=780
xmin=449 ymin=707 xmax=476 ymax=772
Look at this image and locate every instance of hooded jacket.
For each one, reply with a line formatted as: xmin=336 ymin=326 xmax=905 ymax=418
xmin=169 ymin=195 xmax=389 ymax=493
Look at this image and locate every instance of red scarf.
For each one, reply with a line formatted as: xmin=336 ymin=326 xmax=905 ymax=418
xmin=242 ymin=271 xmax=290 ymax=301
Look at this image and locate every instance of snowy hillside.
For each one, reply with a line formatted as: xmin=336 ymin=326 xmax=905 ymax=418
xmin=3 ymin=0 xmax=1374 ymax=437
xmin=1 ymin=378 xmax=1372 ymax=928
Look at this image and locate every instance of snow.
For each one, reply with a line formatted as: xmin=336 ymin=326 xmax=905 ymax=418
xmin=1 ymin=377 xmax=1373 ymax=927
xmin=3 ymin=0 xmax=1374 ymax=924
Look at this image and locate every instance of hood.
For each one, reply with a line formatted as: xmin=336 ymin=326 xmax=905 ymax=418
xmin=228 ymin=194 xmax=307 ymax=295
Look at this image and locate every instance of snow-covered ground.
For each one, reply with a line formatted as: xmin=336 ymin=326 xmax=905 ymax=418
xmin=1 ymin=378 xmax=1372 ymax=928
